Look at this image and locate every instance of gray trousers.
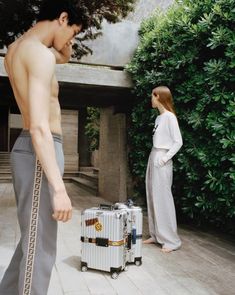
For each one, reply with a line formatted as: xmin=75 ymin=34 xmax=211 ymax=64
xmin=145 ymin=148 xmax=181 ymax=250
xmin=0 ymin=130 xmax=64 ymax=295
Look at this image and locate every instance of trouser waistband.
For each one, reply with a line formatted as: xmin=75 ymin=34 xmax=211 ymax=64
xmin=151 ymin=147 xmax=168 ymax=152
xmin=19 ymin=130 xmax=62 ymax=143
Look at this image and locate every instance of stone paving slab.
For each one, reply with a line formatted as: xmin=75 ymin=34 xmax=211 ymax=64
xmin=0 ymin=183 xmax=235 ymax=295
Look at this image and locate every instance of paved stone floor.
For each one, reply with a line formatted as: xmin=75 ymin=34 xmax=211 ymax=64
xmin=0 ymin=183 xmax=235 ymax=295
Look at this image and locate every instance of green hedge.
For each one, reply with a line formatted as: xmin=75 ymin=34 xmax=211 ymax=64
xmin=126 ymin=0 xmax=235 ymax=233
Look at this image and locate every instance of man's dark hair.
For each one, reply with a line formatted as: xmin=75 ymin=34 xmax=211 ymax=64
xmin=37 ymin=0 xmax=89 ymax=30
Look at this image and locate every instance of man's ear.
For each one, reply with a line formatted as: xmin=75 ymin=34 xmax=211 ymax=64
xmin=58 ymin=12 xmax=69 ymax=25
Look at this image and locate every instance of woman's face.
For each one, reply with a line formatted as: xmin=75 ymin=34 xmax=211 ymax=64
xmin=151 ymin=92 xmax=160 ymax=108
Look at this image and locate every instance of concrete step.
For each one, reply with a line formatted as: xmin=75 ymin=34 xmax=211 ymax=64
xmin=0 ymin=169 xmax=11 ymax=176
xmin=93 ymin=168 xmax=99 ymax=175
xmin=0 ymin=152 xmax=10 ymax=157
xmin=78 ymin=172 xmax=98 ymax=185
xmin=0 ymin=173 xmax=79 ymax=180
xmin=0 ymin=176 xmax=12 ymax=183
xmin=63 ymin=171 xmax=80 ymax=178
xmin=70 ymin=177 xmax=98 ymax=195
xmin=0 ymin=168 xmax=99 ymax=196
xmin=0 ymin=176 xmax=98 ymax=189
xmin=0 ymin=157 xmax=10 ymax=161
xmin=79 ymin=166 xmax=94 ymax=172
xmin=79 ymin=167 xmax=99 ymax=175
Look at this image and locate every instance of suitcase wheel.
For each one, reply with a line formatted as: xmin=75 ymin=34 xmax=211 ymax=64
xmin=135 ymin=260 xmax=142 ymax=266
xmin=81 ymin=265 xmax=88 ymax=272
xmin=111 ymin=272 xmax=119 ymax=279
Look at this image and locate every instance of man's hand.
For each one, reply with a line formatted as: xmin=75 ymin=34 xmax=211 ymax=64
xmin=52 ymin=188 xmax=72 ymax=222
xmin=59 ymin=39 xmax=74 ymax=61
xmin=50 ymin=39 xmax=74 ymax=64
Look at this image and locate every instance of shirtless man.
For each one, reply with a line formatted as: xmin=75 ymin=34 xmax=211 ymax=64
xmin=0 ymin=1 xmax=88 ymax=294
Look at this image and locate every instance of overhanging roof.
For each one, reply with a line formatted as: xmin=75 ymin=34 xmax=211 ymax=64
xmin=0 ymin=56 xmax=134 ymax=109
xmin=56 ymin=62 xmax=133 ymax=88
xmin=0 ymin=56 xmax=133 ymax=88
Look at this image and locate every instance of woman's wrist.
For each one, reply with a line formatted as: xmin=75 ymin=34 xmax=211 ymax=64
xmin=162 ymin=155 xmax=169 ymax=163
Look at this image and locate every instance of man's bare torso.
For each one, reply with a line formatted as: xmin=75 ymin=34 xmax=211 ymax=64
xmin=4 ymin=37 xmax=62 ymax=135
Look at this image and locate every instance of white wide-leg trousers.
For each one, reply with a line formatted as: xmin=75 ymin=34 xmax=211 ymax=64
xmin=145 ymin=148 xmax=181 ymax=250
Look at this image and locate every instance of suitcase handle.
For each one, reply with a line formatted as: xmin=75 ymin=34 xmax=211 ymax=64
xmin=126 ymin=198 xmax=134 ymax=208
xmin=99 ymin=204 xmax=114 ymax=210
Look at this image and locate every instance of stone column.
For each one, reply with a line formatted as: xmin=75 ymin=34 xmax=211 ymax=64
xmin=99 ymin=106 xmax=127 ymax=202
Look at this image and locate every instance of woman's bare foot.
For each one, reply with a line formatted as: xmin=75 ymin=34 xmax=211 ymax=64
xmin=143 ymin=237 xmax=155 ymax=244
xmin=161 ymin=247 xmax=173 ymax=253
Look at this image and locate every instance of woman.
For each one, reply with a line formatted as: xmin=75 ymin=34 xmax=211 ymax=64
xmin=144 ymin=86 xmax=183 ymax=253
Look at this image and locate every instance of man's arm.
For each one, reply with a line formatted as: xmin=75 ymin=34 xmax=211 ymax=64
xmin=26 ymin=46 xmax=72 ymax=222
xmin=50 ymin=40 xmax=73 ymax=64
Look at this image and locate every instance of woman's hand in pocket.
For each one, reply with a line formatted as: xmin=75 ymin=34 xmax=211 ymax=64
xmin=156 ymin=155 xmax=168 ymax=167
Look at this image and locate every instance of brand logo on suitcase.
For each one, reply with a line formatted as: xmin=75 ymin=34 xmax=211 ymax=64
xmin=95 ymin=221 xmax=103 ymax=232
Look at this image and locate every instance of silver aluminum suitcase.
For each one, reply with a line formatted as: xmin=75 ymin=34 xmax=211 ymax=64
xmin=80 ymin=205 xmax=128 ymax=279
xmin=114 ymin=202 xmax=143 ymax=266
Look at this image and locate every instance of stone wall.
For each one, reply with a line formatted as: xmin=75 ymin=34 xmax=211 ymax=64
xmin=80 ymin=0 xmax=174 ymax=67
xmin=127 ymin=0 xmax=173 ymax=23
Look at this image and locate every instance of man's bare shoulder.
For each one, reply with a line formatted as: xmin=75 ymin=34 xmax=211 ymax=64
xmin=18 ymin=40 xmax=56 ymax=69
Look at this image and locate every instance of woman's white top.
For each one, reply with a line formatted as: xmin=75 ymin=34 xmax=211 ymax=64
xmin=153 ymin=110 xmax=183 ymax=162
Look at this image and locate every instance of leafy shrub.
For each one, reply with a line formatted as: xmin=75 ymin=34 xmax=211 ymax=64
xmin=127 ymin=0 xmax=235 ymax=233
xmin=85 ymin=107 xmax=100 ymax=151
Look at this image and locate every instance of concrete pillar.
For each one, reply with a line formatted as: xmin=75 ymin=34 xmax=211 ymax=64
xmin=99 ymin=106 xmax=127 ymax=202
xmin=61 ymin=110 xmax=79 ymax=171
xmin=78 ymin=107 xmax=91 ymax=167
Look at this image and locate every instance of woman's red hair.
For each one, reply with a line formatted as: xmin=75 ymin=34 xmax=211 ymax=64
xmin=152 ymin=86 xmax=176 ymax=116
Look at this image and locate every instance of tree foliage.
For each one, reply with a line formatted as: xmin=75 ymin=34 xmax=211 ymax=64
xmin=0 ymin=0 xmax=136 ymax=58
xmin=127 ymin=0 xmax=235 ymax=233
